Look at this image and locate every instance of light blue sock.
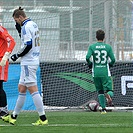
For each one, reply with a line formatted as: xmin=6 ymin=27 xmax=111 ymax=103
xmin=32 ymin=91 xmax=45 ymax=116
xmin=13 ymin=93 xmax=26 ymax=117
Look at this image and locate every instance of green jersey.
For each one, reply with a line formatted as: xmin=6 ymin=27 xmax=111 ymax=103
xmin=86 ymin=42 xmax=115 ymax=77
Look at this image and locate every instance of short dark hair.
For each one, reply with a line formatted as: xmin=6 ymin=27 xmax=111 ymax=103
xmin=12 ymin=7 xmax=26 ymax=18
xmin=96 ymin=30 xmax=105 ymax=41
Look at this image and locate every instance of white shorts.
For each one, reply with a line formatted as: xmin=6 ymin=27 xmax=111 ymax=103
xmin=19 ymin=65 xmax=38 ymax=87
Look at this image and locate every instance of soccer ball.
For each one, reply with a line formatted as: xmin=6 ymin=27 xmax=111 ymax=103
xmin=87 ymin=100 xmax=99 ymax=112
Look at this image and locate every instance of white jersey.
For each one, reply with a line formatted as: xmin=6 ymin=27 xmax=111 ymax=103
xmin=20 ymin=19 xmax=40 ymax=65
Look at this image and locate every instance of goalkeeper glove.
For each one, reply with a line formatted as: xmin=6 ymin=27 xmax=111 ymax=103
xmin=11 ymin=54 xmax=19 ymax=62
xmin=15 ymin=22 xmax=21 ymax=37
xmin=0 ymin=52 xmax=10 ymax=66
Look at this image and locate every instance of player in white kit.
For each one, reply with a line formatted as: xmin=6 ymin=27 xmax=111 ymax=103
xmin=2 ymin=7 xmax=48 ymax=126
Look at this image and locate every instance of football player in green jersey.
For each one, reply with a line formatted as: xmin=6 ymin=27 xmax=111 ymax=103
xmin=86 ymin=29 xmax=115 ymax=114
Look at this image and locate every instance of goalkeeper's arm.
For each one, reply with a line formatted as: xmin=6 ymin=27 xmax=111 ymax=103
xmin=0 ymin=39 xmax=15 ymax=66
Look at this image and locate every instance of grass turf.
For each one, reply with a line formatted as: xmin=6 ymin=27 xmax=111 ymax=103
xmin=0 ymin=111 xmax=132 ymax=133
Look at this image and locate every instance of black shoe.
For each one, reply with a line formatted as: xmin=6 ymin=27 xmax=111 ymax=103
xmin=0 ymin=111 xmax=9 ymax=119
xmin=101 ymin=108 xmax=107 ymax=114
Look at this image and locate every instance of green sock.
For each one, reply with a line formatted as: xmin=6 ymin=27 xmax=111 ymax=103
xmin=107 ymin=91 xmax=114 ymax=97
xmin=98 ymin=94 xmax=106 ymax=109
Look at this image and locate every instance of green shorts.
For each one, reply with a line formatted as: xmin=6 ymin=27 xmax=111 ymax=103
xmin=93 ymin=76 xmax=113 ymax=92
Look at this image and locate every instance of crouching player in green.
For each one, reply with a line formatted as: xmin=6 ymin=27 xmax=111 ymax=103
xmin=86 ymin=29 xmax=115 ymax=114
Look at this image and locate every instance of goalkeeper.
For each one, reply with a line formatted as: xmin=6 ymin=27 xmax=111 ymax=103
xmin=0 ymin=25 xmax=16 ymax=118
xmin=86 ymin=29 xmax=115 ymax=114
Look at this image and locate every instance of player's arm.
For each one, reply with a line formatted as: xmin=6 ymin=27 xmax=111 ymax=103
xmin=86 ymin=46 xmax=93 ymax=68
xmin=0 ymin=27 xmax=16 ymax=53
xmin=11 ymin=41 xmax=32 ymax=62
xmin=15 ymin=22 xmax=21 ymax=37
xmin=11 ymin=25 xmax=32 ymax=62
xmin=108 ymin=46 xmax=115 ymax=67
xmin=6 ymin=35 xmax=16 ymax=53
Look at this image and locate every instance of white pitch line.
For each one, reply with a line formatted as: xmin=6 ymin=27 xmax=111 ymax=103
xmin=0 ymin=124 xmax=32 ymax=127
xmin=48 ymin=123 xmax=129 ymax=127
xmin=0 ymin=123 xmax=129 ymax=127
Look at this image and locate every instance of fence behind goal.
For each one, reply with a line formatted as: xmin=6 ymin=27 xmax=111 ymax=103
xmin=0 ymin=0 xmax=133 ymax=111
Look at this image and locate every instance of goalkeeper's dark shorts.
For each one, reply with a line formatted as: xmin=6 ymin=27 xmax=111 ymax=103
xmin=93 ymin=76 xmax=113 ymax=92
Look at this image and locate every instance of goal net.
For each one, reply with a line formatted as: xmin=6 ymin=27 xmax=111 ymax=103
xmin=0 ymin=0 xmax=133 ymax=112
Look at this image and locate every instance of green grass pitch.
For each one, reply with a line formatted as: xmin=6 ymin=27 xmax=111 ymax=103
xmin=0 ymin=111 xmax=132 ymax=133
